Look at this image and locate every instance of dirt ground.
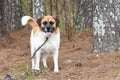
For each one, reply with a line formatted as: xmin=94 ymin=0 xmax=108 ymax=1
xmin=0 ymin=28 xmax=120 ymax=80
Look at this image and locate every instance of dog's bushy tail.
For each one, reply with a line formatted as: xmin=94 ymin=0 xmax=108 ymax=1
xmin=21 ymin=16 xmax=39 ymax=29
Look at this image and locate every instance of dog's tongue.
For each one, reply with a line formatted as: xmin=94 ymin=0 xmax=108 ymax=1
xmin=46 ymin=32 xmax=52 ymax=37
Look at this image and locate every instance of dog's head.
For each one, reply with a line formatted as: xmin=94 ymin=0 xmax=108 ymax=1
xmin=37 ymin=15 xmax=59 ymax=37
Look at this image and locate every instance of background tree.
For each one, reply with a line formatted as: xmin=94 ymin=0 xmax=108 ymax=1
xmin=75 ymin=0 xmax=93 ymax=31
xmin=50 ymin=0 xmax=53 ymax=15
xmin=0 ymin=0 xmax=3 ymax=25
xmin=22 ymin=0 xmax=32 ymax=16
xmin=0 ymin=0 xmax=4 ymax=37
xmin=0 ymin=0 xmax=22 ymax=37
xmin=55 ymin=0 xmax=58 ymax=16
xmin=3 ymin=0 xmax=22 ymax=31
xmin=32 ymin=0 xmax=44 ymax=20
xmin=75 ymin=0 xmax=120 ymax=53
xmin=93 ymin=0 xmax=120 ymax=53
xmin=65 ymin=0 xmax=73 ymax=41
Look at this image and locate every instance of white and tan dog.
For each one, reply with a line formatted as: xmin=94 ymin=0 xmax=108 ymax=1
xmin=21 ymin=15 xmax=60 ymax=72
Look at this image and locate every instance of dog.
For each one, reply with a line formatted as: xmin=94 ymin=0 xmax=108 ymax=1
xmin=21 ymin=15 xmax=60 ymax=72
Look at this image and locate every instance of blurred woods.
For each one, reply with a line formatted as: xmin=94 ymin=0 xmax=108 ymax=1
xmin=0 ymin=0 xmax=120 ymax=53
xmin=0 ymin=0 xmax=80 ymax=41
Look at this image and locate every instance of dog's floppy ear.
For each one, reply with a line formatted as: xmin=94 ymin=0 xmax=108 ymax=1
xmin=37 ymin=17 xmax=44 ymax=27
xmin=53 ymin=16 xmax=60 ymax=27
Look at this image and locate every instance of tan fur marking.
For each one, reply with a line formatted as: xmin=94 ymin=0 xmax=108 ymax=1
xmin=28 ymin=19 xmax=39 ymax=28
xmin=41 ymin=16 xmax=56 ymax=28
xmin=28 ymin=19 xmax=40 ymax=36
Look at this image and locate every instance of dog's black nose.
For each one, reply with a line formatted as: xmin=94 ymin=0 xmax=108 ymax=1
xmin=46 ymin=26 xmax=51 ymax=31
xmin=47 ymin=27 xmax=54 ymax=32
xmin=43 ymin=26 xmax=54 ymax=33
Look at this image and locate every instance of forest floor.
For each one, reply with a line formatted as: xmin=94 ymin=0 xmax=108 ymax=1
xmin=0 ymin=28 xmax=120 ymax=80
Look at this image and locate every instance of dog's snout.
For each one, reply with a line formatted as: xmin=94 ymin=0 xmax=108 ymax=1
xmin=43 ymin=26 xmax=54 ymax=33
xmin=46 ymin=26 xmax=51 ymax=30
xmin=46 ymin=26 xmax=54 ymax=32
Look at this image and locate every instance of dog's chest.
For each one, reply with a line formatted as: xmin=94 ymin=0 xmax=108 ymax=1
xmin=41 ymin=39 xmax=57 ymax=53
xmin=31 ymin=31 xmax=60 ymax=53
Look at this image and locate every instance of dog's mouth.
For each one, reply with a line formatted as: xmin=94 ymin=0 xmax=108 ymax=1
xmin=42 ymin=26 xmax=55 ymax=37
xmin=46 ymin=32 xmax=52 ymax=37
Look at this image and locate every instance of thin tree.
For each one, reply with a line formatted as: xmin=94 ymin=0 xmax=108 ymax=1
xmin=50 ymin=0 xmax=53 ymax=15
xmin=75 ymin=0 xmax=93 ymax=31
xmin=32 ymin=0 xmax=44 ymax=20
xmin=55 ymin=0 xmax=58 ymax=16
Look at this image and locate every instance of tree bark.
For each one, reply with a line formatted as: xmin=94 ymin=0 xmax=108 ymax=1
xmin=32 ymin=0 xmax=44 ymax=21
xmin=55 ymin=0 xmax=58 ymax=16
xmin=115 ymin=0 xmax=120 ymax=50
xmin=75 ymin=0 xmax=93 ymax=31
xmin=50 ymin=0 xmax=53 ymax=15
xmin=0 ymin=0 xmax=22 ymax=37
xmin=93 ymin=0 xmax=120 ymax=53
xmin=0 ymin=0 xmax=3 ymax=25
xmin=3 ymin=0 xmax=22 ymax=31
xmin=75 ymin=0 xmax=120 ymax=53
xmin=0 ymin=0 xmax=3 ymax=37
xmin=65 ymin=0 xmax=73 ymax=41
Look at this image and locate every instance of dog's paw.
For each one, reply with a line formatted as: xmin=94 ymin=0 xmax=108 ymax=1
xmin=32 ymin=69 xmax=45 ymax=74
xmin=54 ymin=70 xmax=59 ymax=73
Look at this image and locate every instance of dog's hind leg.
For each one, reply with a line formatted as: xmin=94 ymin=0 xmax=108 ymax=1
xmin=42 ymin=53 xmax=49 ymax=68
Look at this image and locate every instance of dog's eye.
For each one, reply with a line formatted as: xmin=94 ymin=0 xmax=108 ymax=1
xmin=43 ymin=21 xmax=48 ymax=25
xmin=49 ymin=21 xmax=54 ymax=25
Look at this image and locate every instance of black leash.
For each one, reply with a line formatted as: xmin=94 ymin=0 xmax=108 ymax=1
xmin=31 ymin=37 xmax=48 ymax=58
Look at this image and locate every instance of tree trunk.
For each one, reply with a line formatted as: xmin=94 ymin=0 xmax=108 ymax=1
xmin=75 ymin=0 xmax=93 ymax=31
xmin=0 ymin=0 xmax=3 ymax=25
xmin=50 ymin=0 xmax=53 ymax=15
xmin=0 ymin=0 xmax=3 ymax=37
xmin=3 ymin=0 xmax=22 ymax=31
xmin=64 ymin=0 xmax=73 ymax=41
xmin=93 ymin=0 xmax=120 ymax=53
xmin=0 ymin=0 xmax=22 ymax=37
xmin=115 ymin=0 xmax=120 ymax=50
xmin=55 ymin=0 xmax=58 ymax=16
xmin=32 ymin=0 xmax=44 ymax=20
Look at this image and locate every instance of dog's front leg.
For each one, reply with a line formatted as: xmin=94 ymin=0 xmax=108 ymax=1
xmin=31 ymin=45 xmax=36 ymax=71
xmin=53 ymin=50 xmax=59 ymax=72
xmin=31 ymin=46 xmax=41 ymax=72
xmin=34 ymin=50 xmax=41 ymax=71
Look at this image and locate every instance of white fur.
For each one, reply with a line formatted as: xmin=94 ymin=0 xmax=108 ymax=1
xmin=21 ymin=16 xmax=32 ymax=25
